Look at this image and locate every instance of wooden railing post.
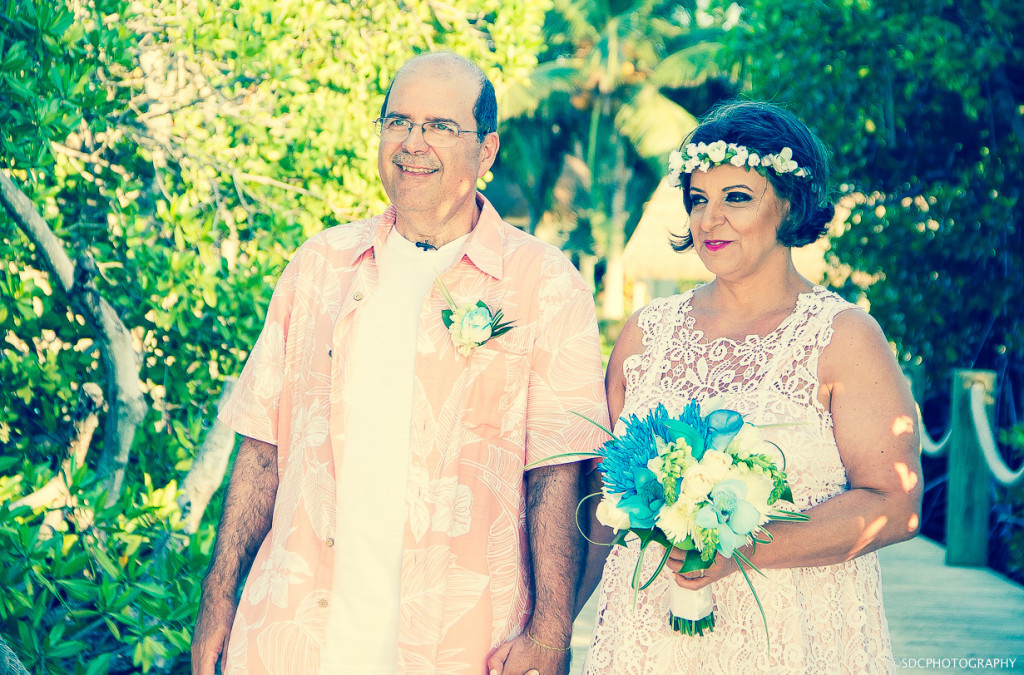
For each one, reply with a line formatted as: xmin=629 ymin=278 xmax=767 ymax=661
xmin=945 ymin=369 xmax=997 ymax=566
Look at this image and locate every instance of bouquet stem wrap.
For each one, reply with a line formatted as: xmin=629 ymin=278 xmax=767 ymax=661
xmin=668 ymin=585 xmax=715 ymax=635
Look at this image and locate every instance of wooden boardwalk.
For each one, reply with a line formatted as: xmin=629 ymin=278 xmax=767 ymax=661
xmin=569 ymin=536 xmax=1024 ymax=673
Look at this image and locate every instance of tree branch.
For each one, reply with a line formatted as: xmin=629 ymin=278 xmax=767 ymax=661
xmin=179 ymin=377 xmax=237 ymax=535
xmin=0 ymin=170 xmax=147 ymax=504
xmin=11 ymin=383 xmax=104 ymax=516
xmin=152 ymin=378 xmax=238 ymax=569
xmin=0 ymin=634 xmax=29 ymax=675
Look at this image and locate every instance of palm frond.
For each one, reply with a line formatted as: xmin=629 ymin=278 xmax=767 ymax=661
xmin=500 ymin=60 xmax=584 ymax=120
xmin=648 ymin=42 xmax=724 ymax=89
xmin=614 ymin=85 xmax=698 ymax=158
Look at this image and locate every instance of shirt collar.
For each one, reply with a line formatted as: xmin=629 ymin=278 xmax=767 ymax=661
xmin=461 ymin=193 xmax=504 ymax=281
xmin=357 ymin=193 xmax=505 ymax=280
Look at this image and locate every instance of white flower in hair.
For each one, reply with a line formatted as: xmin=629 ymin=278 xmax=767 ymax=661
xmin=706 ymin=140 xmax=728 ymax=163
xmin=666 ymin=140 xmax=813 ymax=186
xmin=729 ymin=144 xmax=749 ymax=167
xmin=668 ymin=149 xmax=684 ymax=173
xmin=769 ymin=147 xmax=799 ymax=173
xmin=667 ymin=150 xmax=684 ymax=186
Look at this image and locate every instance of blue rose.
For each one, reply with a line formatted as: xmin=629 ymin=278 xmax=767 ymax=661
xmin=461 ymin=305 xmax=493 ymax=345
xmin=705 ymin=409 xmax=745 ymax=452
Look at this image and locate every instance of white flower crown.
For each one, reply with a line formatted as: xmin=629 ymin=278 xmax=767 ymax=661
xmin=667 ymin=140 xmax=812 ymax=187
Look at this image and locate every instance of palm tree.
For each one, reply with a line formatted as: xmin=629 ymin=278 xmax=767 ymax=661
xmin=501 ymin=0 xmax=730 ymax=319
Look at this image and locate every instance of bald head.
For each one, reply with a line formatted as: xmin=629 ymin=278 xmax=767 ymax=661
xmin=381 ymin=53 xmax=497 ymax=140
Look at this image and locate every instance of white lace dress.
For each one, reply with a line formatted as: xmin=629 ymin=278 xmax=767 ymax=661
xmin=584 ymin=286 xmax=896 ymax=674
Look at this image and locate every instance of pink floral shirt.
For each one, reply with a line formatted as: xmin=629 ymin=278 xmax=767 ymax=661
xmin=218 ymin=194 xmax=608 ymax=674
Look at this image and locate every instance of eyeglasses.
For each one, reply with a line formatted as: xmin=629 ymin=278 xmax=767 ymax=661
xmin=373 ymin=117 xmax=481 ymax=147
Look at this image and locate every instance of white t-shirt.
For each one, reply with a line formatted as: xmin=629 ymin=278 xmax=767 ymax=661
xmin=320 ymin=231 xmax=467 ymax=673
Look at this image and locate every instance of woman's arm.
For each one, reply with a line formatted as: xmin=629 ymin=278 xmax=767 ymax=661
xmin=575 ymin=311 xmax=645 ymax=615
xmin=670 ymin=309 xmax=923 ymax=585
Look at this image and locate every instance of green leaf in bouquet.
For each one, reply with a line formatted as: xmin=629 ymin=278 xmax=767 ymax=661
xmin=733 ymin=548 xmax=771 ymax=652
xmin=441 ymin=308 xmax=453 ymax=328
xmin=523 ymin=450 xmax=602 ymax=470
xmin=626 ymin=528 xmax=675 ymax=593
xmin=570 ymin=410 xmax=615 ymax=438
xmin=611 ymin=530 xmax=631 ymax=547
xmin=679 ymin=549 xmax=707 ymax=574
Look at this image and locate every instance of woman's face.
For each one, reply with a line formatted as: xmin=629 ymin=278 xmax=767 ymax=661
xmin=687 ymin=164 xmax=790 ymax=281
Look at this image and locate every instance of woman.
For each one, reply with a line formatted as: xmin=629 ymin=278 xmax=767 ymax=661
xmin=581 ymin=100 xmax=923 ymax=673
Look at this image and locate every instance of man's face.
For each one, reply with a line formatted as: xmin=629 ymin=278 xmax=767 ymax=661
xmin=377 ymin=62 xmax=498 ymax=228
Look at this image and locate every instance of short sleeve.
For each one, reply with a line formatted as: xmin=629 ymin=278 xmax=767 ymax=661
xmin=524 ymin=255 xmax=610 ymax=468
xmin=218 ymin=258 xmax=301 ymax=446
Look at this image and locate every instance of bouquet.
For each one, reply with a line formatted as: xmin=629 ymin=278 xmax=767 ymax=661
xmin=588 ymin=400 xmax=808 ymax=639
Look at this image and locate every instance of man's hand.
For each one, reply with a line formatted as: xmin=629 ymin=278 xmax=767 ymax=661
xmin=485 ymin=632 xmax=571 ymax=675
xmin=191 ymin=590 xmax=237 ymax=674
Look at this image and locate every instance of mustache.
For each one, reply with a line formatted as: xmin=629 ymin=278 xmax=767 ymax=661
xmin=391 ymin=152 xmax=440 ymax=171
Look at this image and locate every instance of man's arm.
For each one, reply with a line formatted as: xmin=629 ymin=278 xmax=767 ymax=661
xmin=488 ymin=462 xmax=583 ymax=675
xmin=526 ymin=462 xmax=584 ymax=646
xmin=192 ymin=435 xmax=279 ymax=675
xmin=575 ymin=310 xmax=642 ymax=616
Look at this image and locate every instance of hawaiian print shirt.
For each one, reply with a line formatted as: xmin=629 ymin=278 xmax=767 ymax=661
xmin=218 ymin=194 xmax=609 ymax=673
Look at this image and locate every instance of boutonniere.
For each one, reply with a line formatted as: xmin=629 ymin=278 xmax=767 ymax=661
xmin=435 ymin=276 xmax=514 ymax=356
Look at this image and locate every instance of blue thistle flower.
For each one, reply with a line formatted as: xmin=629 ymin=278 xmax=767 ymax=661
xmin=600 ymin=404 xmax=710 ymax=493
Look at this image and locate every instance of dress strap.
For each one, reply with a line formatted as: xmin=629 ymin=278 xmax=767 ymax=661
xmin=751 ymin=287 xmax=861 ymax=418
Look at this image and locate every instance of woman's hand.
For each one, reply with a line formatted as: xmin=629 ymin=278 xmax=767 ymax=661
xmin=665 ymin=549 xmax=739 ymax=590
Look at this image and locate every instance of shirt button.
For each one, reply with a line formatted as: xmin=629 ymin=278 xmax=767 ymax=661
xmin=319 ymin=599 xmax=329 ymax=608
xmin=326 ymin=537 xmax=335 ymax=547
xmin=353 ymin=291 xmax=364 ymax=301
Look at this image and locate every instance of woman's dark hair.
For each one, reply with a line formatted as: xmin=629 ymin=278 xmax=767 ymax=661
xmin=671 ymin=100 xmax=835 ymax=251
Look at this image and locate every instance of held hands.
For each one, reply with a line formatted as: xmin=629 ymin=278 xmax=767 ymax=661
xmin=665 ymin=548 xmax=740 ymax=591
xmin=191 ymin=591 xmax=237 ymax=675
xmin=486 ymin=627 xmax=571 ymax=675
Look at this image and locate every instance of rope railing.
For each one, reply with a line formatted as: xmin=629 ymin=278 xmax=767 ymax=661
xmin=969 ymin=382 xmax=1024 ymax=487
xmin=903 ymin=368 xmax=1021 ymax=567
xmin=917 ymin=404 xmax=952 ymax=456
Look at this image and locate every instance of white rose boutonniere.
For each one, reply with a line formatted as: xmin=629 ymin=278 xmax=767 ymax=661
xmin=436 ymin=276 xmax=514 ymax=356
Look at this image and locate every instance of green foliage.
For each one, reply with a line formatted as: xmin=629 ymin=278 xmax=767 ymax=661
xmin=0 ymin=0 xmax=133 ymax=168
xmin=0 ymin=473 xmax=208 ymax=673
xmin=994 ymin=425 xmax=1024 ymax=584
xmin=723 ymin=0 xmax=1023 ymax=390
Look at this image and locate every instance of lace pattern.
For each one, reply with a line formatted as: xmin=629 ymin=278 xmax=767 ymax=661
xmin=584 ymin=286 xmax=895 ymax=674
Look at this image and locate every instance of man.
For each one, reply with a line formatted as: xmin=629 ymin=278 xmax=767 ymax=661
xmin=191 ymin=52 xmax=608 ymax=674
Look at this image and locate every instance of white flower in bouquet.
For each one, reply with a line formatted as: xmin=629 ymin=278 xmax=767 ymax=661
xmin=656 ymin=493 xmax=700 ymax=544
xmin=725 ymin=423 xmax=766 ymax=458
xmin=596 ymin=491 xmax=632 ymax=531
xmin=681 ymin=463 xmax=717 ymax=501
xmin=732 ymin=468 xmax=777 ymax=522
xmin=699 ymin=450 xmax=734 ymax=484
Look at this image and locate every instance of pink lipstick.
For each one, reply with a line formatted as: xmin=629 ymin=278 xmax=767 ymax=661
xmin=704 ymin=240 xmax=731 ymax=252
